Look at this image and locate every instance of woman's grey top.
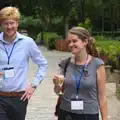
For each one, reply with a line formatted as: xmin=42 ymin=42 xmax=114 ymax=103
xmin=59 ymin=57 xmax=104 ymax=114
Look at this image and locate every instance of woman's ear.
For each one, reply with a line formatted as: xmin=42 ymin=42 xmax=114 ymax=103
xmin=84 ymin=39 xmax=88 ymax=46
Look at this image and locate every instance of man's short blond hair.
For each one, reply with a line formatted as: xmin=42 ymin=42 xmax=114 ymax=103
xmin=0 ymin=6 xmax=20 ymax=23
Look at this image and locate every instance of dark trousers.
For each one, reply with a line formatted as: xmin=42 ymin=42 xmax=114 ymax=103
xmin=0 ymin=96 xmax=28 ymax=120
xmin=58 ymin=109 xmax=99 ymax=120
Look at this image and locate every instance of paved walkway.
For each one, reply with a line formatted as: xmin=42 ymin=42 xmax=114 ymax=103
xmin=26 ymin=46 xmax=120 ymax=120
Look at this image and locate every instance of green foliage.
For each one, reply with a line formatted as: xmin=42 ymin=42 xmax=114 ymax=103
xmin=52 ymin=17 xmax=65 ymax=36
xmin=35 ymin=32 xmax=43 ymax=45
xmin=116 ymin=88 xmax=120 ymax=100
xmin=95 ymin=36 xmax=120 ymax=69
xmin=36 ymin=33 xmax=42 ymax=41
xmin=43 ymin=32 xmax=58 ymax=46
xmin=8 ymin=0 xmax=120 ymax=32
xmin=19 ymin=15 xmax=41 ymax=29
xmin=48 ymin=37 xmax=60 ymax=50
xmin=78 ymin=18 xmax=92 ymax=33
xmin=19 ymin=15 xmax=42 ymax=40
xmin=38 ymin=32 xmax=63 ymax=50
xmin=92 ymin=31 xmax=120 ymax=37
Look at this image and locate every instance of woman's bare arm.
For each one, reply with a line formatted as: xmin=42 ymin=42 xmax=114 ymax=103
xmin=97 ymin=65 xmax=108 ymax=120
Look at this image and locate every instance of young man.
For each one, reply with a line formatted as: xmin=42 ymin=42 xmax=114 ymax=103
xmin=0 ymin=6 xmax=47 ymax=120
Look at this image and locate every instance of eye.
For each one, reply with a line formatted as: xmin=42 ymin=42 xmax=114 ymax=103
xmin=67 ymin=39 xmax=78 ymax=45
xmin=67 ymin=39 xmax=71 ymax=44
xmin=3 ymin=22 xmax=8 ymax=26
xmin=72 ymin=39 xmax=78 ymax=43
xmin=10 ymin=22 xmax=15 ymax=25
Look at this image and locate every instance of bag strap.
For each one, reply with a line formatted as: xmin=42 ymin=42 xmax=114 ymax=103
xmin=58 ymin=57 xmax=71 ymax=92
xmin=62 ymin=57 xmax=71 ymax=91
xmin=63 ymin=57 xmax=71 ymax=76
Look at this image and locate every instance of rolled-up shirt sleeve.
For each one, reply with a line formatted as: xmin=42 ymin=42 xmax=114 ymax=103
xmin=28 ymin=39 xmax=47 ymax=86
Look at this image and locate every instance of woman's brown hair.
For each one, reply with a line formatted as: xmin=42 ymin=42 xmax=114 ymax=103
xmin=68 ymin=27 xmax=99 ymax=57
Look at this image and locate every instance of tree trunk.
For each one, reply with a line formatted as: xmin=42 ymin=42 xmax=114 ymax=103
xmin=109 ymin=7 xmax=114 ymax=33
xmin=116 ymin=7 xmax=120 ymax=30
xmin=77 ymin=0 xmax=85 ymax=22
xmin=64 ymin=16 xmax=69 ymax=38
xmin=48 ymin=15 xmax=53 ymax=32
xmin=81 ymin=0 xmax=85 ymax=22
xmin=101 ymin=8 xmax=104 ymax=32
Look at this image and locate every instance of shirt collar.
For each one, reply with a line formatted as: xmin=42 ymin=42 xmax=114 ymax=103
xmin=0 ymin=32 xmax=24 ymax=44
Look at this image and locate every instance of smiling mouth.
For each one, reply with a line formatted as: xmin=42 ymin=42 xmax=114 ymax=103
xmin=7 ymin=31 xmax=13 ymax=33
xmin=71 ymin=47 xmax=77 ymax=49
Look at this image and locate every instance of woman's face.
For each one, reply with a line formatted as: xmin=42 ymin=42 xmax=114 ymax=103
xmin=67 ymin=33 xmax=87 ymax=54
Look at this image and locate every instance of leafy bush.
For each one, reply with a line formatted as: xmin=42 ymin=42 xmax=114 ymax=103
xmin=48 ymin=36 xmax=63 ymax=50
xmin=48 ymin=38 xmax=57 ymax=50
xmin=95 ymin=36 xmax=120 ymax=69
xmin=78 ymin=18 xmax=92 ymax=33
xmin=36 ymin=32 xmax=43 ymax=45
xmin=19 ymin=15 xmax=42 ymax=40
xmin=41 ymin=32 xmax=63 ymax=50
xmin=36 ymin=33 xmax=42 ymax=41
xmin=116 ymin=88 xmax=120 ymax=100
xmin=92 ymin=31 xmax=120 ymax=37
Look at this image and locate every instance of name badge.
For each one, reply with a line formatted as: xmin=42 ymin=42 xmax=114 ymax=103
xmin=71 ymin=100 xmax=83 ymax=110
xmin=4 ymin=68 xmax=15 ymax=79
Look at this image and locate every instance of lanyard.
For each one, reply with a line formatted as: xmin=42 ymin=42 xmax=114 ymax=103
xmin=3 ymin=42 xmax=16 ymax=64
xmin=74 ymin=55 xmax=88 ymax=99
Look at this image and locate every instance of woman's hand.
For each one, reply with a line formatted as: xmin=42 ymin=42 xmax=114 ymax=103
xmin=54 ymin=84 xmax=61 ymax=94
xmin=53 ymin=75 xmax=64 ymax=95
xmin=53 ymin=75 xmax=59 ymax=84
xmin=53 ymin=75 xmax=64 ymax=85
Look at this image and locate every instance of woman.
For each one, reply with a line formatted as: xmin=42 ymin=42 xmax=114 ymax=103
xmin=53 ymin=27 xmax=107 ymax=120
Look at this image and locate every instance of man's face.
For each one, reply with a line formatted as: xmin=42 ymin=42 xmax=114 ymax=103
xmin=1 ymin=19 xmax=18 ymax=37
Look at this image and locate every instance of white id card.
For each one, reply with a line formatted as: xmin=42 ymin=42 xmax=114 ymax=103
xmin=5 ymin=69 xmax=15 ymax=78
xmin=71 ymin=100 xmax=83 ymax=110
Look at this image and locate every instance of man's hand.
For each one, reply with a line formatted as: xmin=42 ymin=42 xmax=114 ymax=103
xmin=0 ymin=72 xmax=4 ymax=77
xmin=21 ymin=84 xmax=36 ymax=101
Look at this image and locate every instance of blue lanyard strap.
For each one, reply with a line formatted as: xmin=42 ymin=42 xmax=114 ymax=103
xmin=3 ymin=42 xmax=16 ymax=64
xmin=74 ymin=55 xmax=88 ymax=97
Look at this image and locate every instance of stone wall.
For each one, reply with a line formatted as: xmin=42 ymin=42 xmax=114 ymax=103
xmin=105 ymin=66 xmax=120 ymax=90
